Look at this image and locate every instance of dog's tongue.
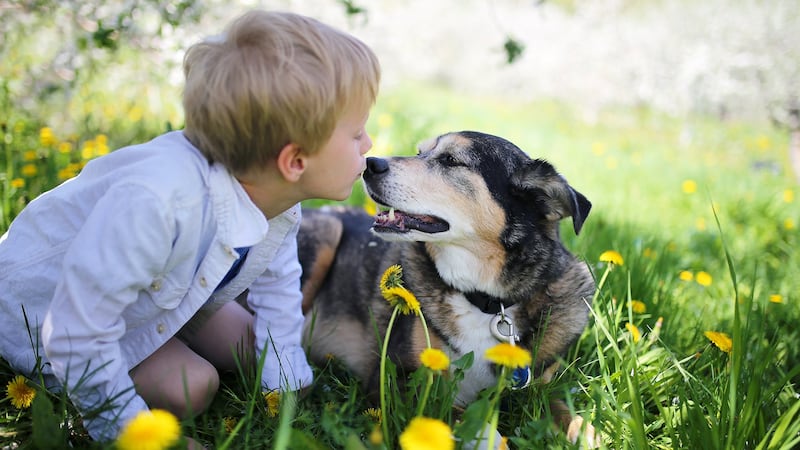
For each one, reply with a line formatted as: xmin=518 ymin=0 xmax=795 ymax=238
xmin=373 ymin=208 xmax=449 ymax=233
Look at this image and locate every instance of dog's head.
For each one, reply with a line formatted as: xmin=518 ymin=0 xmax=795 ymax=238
xmin=362 ymin=131 xmax=591 ymax=295
xmin=363 ymin=131 xmax=590 ymax=241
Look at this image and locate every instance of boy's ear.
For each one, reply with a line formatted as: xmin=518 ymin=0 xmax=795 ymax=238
xmin=276 ymin=143 xmax=307 ymax=182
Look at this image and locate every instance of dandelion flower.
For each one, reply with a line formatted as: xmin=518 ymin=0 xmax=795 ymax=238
xmin=399 ymin=417 xmax=454 ymax=450
xmin=10 ymin=178 xmax=25 ymax=189
xmin=785 ymin=219 xmax=796 ymax=231
xmin=696 ymin=271 xmax=712 ymax=287
xmin=6 ymin=375 xmax=36 ymax=409
xmin=21 ymin=163 xmax=38 ymax=177
xmin=39 ymin=127 xmax=56 ymax=147
xmin=484 ymin=342 xmax=532 ymax=369
xmin=380 ymin=264 xmax=404 ymax=292
xmin=769 ymin=294 xmax=783 ymax=304
xmin=704 ymin=331 xmax=732 ymax=353
xmin=223 ymin=416 xmax=237 ymax=433
xmin=369 ymin=424 xmax=383 ymax=445
xmin=116 ymin=409 xmax=180 ymax=450
xmin=642 ymin=248 xmax=655 ymax=259
xmin=58 ymin=141 xmax=73 ymax=154
xmin=363 ymin=407 xmax=382 ymax=423
xmin=420 ymin=348 xmax=450 ymax=372
xmin=23 ymin=150 xmax=37 ymax=161
xmin=682 ymin=179 xmax=697 ymax=194
xmin=625 ymin=323 xmax=641 ymax=343
xmin=679 ymin=270 xmax=693 ymax=282
xmin=599 ymin=250 xmax=624 ymax=266
xmin=382 ymin=286 xmax=421 ymax=316
xmin=629 ymin=300 xmax=647 ymax=314
xmin=783 ymin=189 xmax=794 ymax=203
xmin=263 ymin=390 xmax=280 ymax=417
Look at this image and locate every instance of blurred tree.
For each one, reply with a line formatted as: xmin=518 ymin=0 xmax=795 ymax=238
xmin=0 ymin=0 xmax=204 ymax=125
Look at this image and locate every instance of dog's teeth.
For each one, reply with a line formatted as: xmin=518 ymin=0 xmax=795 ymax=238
xmin=388 ymin=207 xmax=395 ymax=221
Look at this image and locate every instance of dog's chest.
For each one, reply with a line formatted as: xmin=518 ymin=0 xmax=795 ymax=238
xmin=442 ymin=296 xmax=519 ymax=405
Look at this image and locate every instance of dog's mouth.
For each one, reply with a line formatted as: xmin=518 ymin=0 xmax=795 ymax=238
xmin=373 ymin=207 xmax=450 ymax=234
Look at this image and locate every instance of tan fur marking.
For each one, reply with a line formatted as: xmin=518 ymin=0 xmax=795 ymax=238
xmin=304 ymin=316 xmax=375 ymax=381
xmin=301 ymin=246 xmax=336 ymax=314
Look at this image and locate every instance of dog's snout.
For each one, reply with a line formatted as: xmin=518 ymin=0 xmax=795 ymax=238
xmin=365 ymin=157 xmax=389 ymax=176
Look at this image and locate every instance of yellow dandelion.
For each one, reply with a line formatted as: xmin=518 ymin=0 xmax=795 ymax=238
xmin=95 ymin=134 xmax=109 ymax=156
xmin=363 ymin=407 xmax=382 ymax=424
xmin=682 ymin=179 xmax=697 ymax=194
xmin=39 ymin=127 xmax=56 ymax=147
xmin=369 ymin=424 xmax=383 ymax=445
xmin=629 ymin=300 xmax=647 ymax=314
xmin=81 ymin=140 xmax=96 ymax=160
xmin=625 ymin=322 xmax=641 ymax=343
xmin=599 ymin=250 xmax=624 ymax=266
xmin=380 ymin=264 xmax=404 ymax=292
xmin=6 ymin=375 xmax=36 ymax=409
xmin=783 ymin=189 xmax=794 ymax=203
xmin=484 ymin=342 xmax=532 ymax=369
xmin=128 ymin=106 xmax=144 ymax=122
xmin=383 ymin=286 xmax=421 ymax=316
xmin=58 ymin=141 xmax=73 ymax=154
xmin=263 ymin=390 xmax=280 ymax=417
xmin=642 ymin=247 xmax=655 ymax=259
xmin=591 ymin=142 xmax=606 ymax=156
xmin=21 ymin=163 xmax=38 ymax=177
xmin=10 ymin=178 xmax=25 ymax=189
xmin=363 ymin=198 xmax=377 ymax=216
xmin=695 ymin=217 xmax=707 ymax=231
xmin=784 ymin=218 xmax=796 ymax=230
xmin=696 ymin=271 xmax=712 ymax=287
xmin=755 ymin=135 xmax=771 ymax=151
xmin=769 ymin=294 xmax=783 ymax=304
xmin=399 ymin=417 xmax=454 ymax=450
xmin=116 ymin=409 xmax=181 ymax=450
xmin=420 ymin=348 xmax=450 ymax=372
xmin=22 ymin=150 xmax=38 ymax=161
xmin=58 ymin=167 xmax=77 ymax=181
xmin=679 ymin=270 xmax=694 ymax=282
xmin=223 ymin=416 xmax=237 ymax=433
xmin=704 ymin=331 xmax=732 ymax=354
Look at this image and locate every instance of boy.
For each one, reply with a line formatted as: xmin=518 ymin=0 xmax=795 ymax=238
xmin=0 ymin=10 xmax=380 ymax=443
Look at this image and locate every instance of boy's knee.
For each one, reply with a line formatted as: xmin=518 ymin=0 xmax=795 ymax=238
xmin=169 ymin=360 xmax=220 ymax=418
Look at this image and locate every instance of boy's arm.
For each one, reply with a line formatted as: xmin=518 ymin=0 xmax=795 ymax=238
xmin=246 ymin=218 xmax=313 ymax=392
xmin=42 ymin=183 xmax=176 ymax=440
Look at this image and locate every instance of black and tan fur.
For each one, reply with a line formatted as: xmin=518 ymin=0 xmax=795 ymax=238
xmin=299 ymin=131 xmax=596 ymax=444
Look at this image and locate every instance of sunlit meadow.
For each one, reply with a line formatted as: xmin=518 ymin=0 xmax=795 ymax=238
xmin=2 ymin=80 xmax=799 ymax=449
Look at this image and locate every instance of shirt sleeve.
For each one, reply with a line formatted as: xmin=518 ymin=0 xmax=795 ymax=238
xmin=41 ymin=183 xmax=176 ymax=441
xmin=246 ymin=218 xmax=313 ymax=392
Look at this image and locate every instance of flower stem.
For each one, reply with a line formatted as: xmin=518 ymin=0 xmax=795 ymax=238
xmin=380 ymin=307 xmax=400 ymax=444
xmin=416 ymin=371 xmax=433 ymax=417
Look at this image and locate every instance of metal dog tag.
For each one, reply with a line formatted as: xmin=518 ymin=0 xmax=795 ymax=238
xmin=490 ymin=312 xmax=520 ymax=344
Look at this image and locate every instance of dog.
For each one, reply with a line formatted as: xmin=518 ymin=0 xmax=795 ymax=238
xmin=298 ymin=131 xmax=596 ymax=445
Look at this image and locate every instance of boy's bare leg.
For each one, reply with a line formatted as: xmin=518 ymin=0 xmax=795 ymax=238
xmin=130 ymin=337 xmax=219 ymax=418
xmin=184 ymin=300 xmax=255 ymax=372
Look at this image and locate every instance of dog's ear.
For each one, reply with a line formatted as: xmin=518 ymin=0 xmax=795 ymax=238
xmin=511 ymin=159 xmax=592 ymax=234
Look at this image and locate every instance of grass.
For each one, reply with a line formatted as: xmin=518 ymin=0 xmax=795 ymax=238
xmin=1 ymin=81 xmax=799 ymax=449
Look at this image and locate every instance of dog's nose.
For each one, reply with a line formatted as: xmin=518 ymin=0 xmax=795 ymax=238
xmin=365 ymin=157 xmax=389 ymax=175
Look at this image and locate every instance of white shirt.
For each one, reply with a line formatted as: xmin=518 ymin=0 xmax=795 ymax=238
xmin=0 ymin=131 xmax=313 ymax=440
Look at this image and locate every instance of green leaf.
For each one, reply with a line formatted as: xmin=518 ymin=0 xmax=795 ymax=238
xmin=31 ymin=392 xmax=65 ymax=450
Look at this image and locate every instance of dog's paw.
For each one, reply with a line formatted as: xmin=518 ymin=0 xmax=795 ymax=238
xmin=566 ymin=416 xmax=601 ymax=448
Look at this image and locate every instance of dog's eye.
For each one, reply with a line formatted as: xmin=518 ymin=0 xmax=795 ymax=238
xmin=438 ymin=154 xmax=462 ymax=167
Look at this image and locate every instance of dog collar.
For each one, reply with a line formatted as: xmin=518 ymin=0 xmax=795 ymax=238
xmin=464 ymin=290 xmax=507 ymax=315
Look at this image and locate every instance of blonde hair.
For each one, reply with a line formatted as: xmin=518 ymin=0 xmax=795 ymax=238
xmin=182 ymin=10 xmax=380 ymax=175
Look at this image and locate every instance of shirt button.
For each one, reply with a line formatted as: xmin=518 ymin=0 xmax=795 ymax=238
xmin=199 ymin=277 xmax=207 ymax=287
xmin=156 ymin=323 xmax=165 ymax=334
xmin=150 ymin=280 xmax=162 ymax=291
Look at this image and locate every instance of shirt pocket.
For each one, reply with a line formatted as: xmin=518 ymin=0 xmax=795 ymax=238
xmin=144 ymin=275 xmax=189 ymax=310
